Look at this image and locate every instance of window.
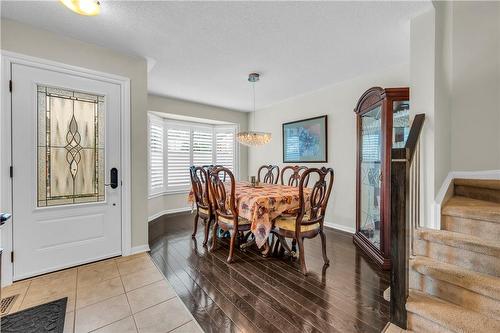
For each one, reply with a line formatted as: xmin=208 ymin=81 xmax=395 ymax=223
xmin=215 ymin=126 xmax=236 ymax=173
xmin=148 ymin=115 xmax=238 ymax=195
xmin=148 ymin=116 xmax=164 ymax=194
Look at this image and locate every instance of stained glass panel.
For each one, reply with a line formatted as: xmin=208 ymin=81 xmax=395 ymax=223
xmin=37 ymin=85 xmax=105 ymax=207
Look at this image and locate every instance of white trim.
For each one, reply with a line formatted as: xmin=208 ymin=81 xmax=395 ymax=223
xmin=120 ymin=75 xmax=132 ymax=257
xmin=148 ymin=207 xmax=192 ymax=222
xmin=324 ymin=222 xmax=355 ymax=234
xmin=148 ymin=189 xmax=190 ymax=199
xmin=129 ymin=244 xmax=151 ymax=255
xmin=13 ymin=251 xmax=122 ymax=281
xmin=1 ymin=51 xmax=132 ymax=285
xmin=434 ymin=169 xmax=500 ymax=230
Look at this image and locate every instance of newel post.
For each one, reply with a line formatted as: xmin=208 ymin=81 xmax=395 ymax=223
xmin=390 ymin=148 xmax=410 ymax=328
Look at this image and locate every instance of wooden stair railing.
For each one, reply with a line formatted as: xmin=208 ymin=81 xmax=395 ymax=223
xmin=390 ymin=113 xmax=425 ymax=328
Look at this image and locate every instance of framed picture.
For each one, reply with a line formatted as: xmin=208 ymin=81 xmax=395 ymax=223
xmin=282 ymin=115 xmax=328 ymax=163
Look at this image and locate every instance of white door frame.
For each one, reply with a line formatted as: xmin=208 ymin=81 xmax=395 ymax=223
xmin=1 ymin=51 xmax=132 ymax=286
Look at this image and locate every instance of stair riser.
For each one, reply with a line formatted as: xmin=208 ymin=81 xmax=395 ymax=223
xmin=407 ymin=313 xmax=453 ymax=333
xmin=441 ymin=215 xmax=500 ymax=241
xmin=455 ymin=184 xmax=500 ymax=204
xmin=410 ymin=271 xmax=500 ymax=319
xmin=414 ymin=239 xmax=500 ymax=276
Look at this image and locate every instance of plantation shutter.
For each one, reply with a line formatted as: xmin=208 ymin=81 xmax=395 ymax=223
xmin=148 ymin=116 xmax=238 ymax=195
xmin=192 ymin=127 xmax=213 ymax=166
xmin=215 ymin=126 xmax=236 ymax=172
xmin=148 ymin=115 xmax=164 ymax=194
xmin=166 ymin=125 xmax=191 ymax=190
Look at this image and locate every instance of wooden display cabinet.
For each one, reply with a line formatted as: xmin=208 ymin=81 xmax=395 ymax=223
xmin=353 ymin=87 xmax=410 ymax=270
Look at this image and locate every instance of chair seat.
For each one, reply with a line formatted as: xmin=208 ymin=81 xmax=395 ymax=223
xmin=274 ymin=214 xmax=319 ymax=232
xmin=218 ymin=215 xmax=251 ymax=225
xmin=198 ymin=207 xmax=209 ymax=215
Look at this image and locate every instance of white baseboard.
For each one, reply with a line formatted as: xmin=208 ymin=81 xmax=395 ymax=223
xmin=434 ymin=169 xmax=500 ymax=230
xmin=324 ymin=222 xmax=355 ymax=234
xmin=148 ymin=207 xmax=192 ymax=222
xmin=129 ymin=244 xmax=151 ymax=255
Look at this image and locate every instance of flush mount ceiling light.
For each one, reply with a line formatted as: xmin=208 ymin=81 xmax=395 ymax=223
xmin=60 ymin=0 xmax=101 ymax=16
xmin=236 ymin=73 xmax=272 ymax=147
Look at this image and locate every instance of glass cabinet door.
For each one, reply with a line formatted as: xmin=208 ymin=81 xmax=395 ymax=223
xmin=359 ymin=105 xmax=382 ymax=249
xmin=392 ymin=100 xmax=410 ymax=148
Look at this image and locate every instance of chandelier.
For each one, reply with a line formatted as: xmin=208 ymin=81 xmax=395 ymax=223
xmin=236 ymin=73 xmax=272 ymax=146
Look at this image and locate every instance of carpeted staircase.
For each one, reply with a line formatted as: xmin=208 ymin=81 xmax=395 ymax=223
xmin=406 ymin=178 xmax=500 ymax=333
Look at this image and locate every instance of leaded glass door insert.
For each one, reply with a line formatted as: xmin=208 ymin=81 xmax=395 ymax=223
xmin=37 ymin=85 xmax=105 ymax=207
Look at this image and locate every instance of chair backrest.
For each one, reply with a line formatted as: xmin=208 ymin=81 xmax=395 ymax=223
xmin=297 ymin=167 xmax=334 ymax=228
xmin=202 ymin=164 xmax=226 ymax=181
xmin=190 ymin=166 xmax=210 ymax=212
xmin=257 ymin=165 xmax=280 ymax=184
xmin=281 ymin=165 xmax=309 ymax=187
xmin=208 ymin=166 xmax=237 ymax=220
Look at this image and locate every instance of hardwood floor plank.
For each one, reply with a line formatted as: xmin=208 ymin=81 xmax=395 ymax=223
xmin=161 ymin=242 xmax=265 ymax=333
xmin=238 ymin=243 xmax=390 ymax=316
xmin=229 ymin=243 xmax=389 ymax=328
xmin=268 ymin=253 xmax=389 ymax=304
xmin=171 ymin=239 xmax=316 ymax=333
xmin=150 ymin=251 xmax=225 ymax=333
xmin=212 ymin=243 xmax=379 ymax=333
xmin=153 ymin=247 xmax=244 ymax=333
xmin=149 ymin=213 xmax=391 ymax=333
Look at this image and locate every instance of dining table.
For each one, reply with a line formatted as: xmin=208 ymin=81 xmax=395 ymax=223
xmin=189 ymin=181 xmax=311 ymax=249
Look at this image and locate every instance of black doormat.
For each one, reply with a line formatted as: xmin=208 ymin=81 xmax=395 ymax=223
xmin=0 ymin=297 xmax=67 ymax=333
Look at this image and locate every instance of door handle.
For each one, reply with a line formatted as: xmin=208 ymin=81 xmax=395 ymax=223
xmin=105 ymin=167 xmax=119 ymax=189
xmin=0 ymin=213 xmax=11 ymax=227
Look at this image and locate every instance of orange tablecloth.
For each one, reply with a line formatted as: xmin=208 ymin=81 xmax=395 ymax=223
xmin=189 ymin=181 xmax=310 ymax=248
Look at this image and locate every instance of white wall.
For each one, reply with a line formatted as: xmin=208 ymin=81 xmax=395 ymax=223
xmin=433 ymin=2 xmax=453 ymax=191
xmin=410 ymin=1 xmax=500 ymax=228
xmin=410 ymin=8 xmax=438 ymax=228
xmin=449 ymin=2 xmax=500 ymax=171
xmin=1 ymin=19 xmax=149 ymax=248
xmin=248 ymin=64 xmax=409 ymax=233
xmin=147 ymin=94 xmax=249 ymax=220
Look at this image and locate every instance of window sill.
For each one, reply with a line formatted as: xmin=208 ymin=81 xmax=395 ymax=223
xmin=148 ymin=189 xmax=190 ymax=199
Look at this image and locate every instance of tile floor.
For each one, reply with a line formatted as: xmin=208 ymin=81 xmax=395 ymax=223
xmin=1 ymin=252 xmax=202 ymax=333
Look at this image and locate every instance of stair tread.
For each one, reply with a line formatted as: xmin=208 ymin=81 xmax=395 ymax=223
xmin=443 ymin=196 xmax=500 ymax=223
xmin=411 ymin=256 xmax=500 ymax=300
xmin=416 ymin=228 xmax=500 ymax=257
xmin=454 ymin=178 xmax=500 ymax=191
xmin=407 ymin=290 xmax=500 ymax=333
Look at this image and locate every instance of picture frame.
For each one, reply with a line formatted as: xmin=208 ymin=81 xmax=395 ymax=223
xmin=282 ymin=115 xmax=328 ymax=163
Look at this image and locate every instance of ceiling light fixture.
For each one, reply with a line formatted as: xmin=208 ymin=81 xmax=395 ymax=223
xmin=236 ymin=73 xmax=272 ymax=147
xmin=60 ymin=0 xmax=101 ymax=16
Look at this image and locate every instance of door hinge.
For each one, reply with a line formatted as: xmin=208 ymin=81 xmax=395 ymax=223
xmin=9 ymin=80 xmax=12 ymax=92
xmin=10 ymin=251 xmax=14 ymax=263
xmin=9 ymin=166 xmax=13 ymax=178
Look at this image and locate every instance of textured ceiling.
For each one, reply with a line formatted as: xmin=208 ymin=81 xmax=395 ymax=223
xmin=1 ymin=1 xmax=431 ymax=111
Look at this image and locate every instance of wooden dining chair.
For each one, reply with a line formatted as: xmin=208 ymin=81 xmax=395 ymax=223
xmin=208 ymin=166 xmax=251 ymax=263
xmin=281 ymin=165 xmax=309 ymax=187
xmin=202 ymin=164 xmax=226 ymax=181
xmin=257 ymin=165 xmax=280 ymax=184
xmin=272 ymin=167 xmax=334 ymax=275
xmin=189 ymin=166 xmax=213 ymax=246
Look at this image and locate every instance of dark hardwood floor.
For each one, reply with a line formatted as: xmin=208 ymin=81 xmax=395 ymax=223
xmin=149 ymin=212 xmax=390 ymax=333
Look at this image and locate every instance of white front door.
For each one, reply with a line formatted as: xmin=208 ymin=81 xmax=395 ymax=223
xmin=11 ymin=63 xmax=122 ymax=280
